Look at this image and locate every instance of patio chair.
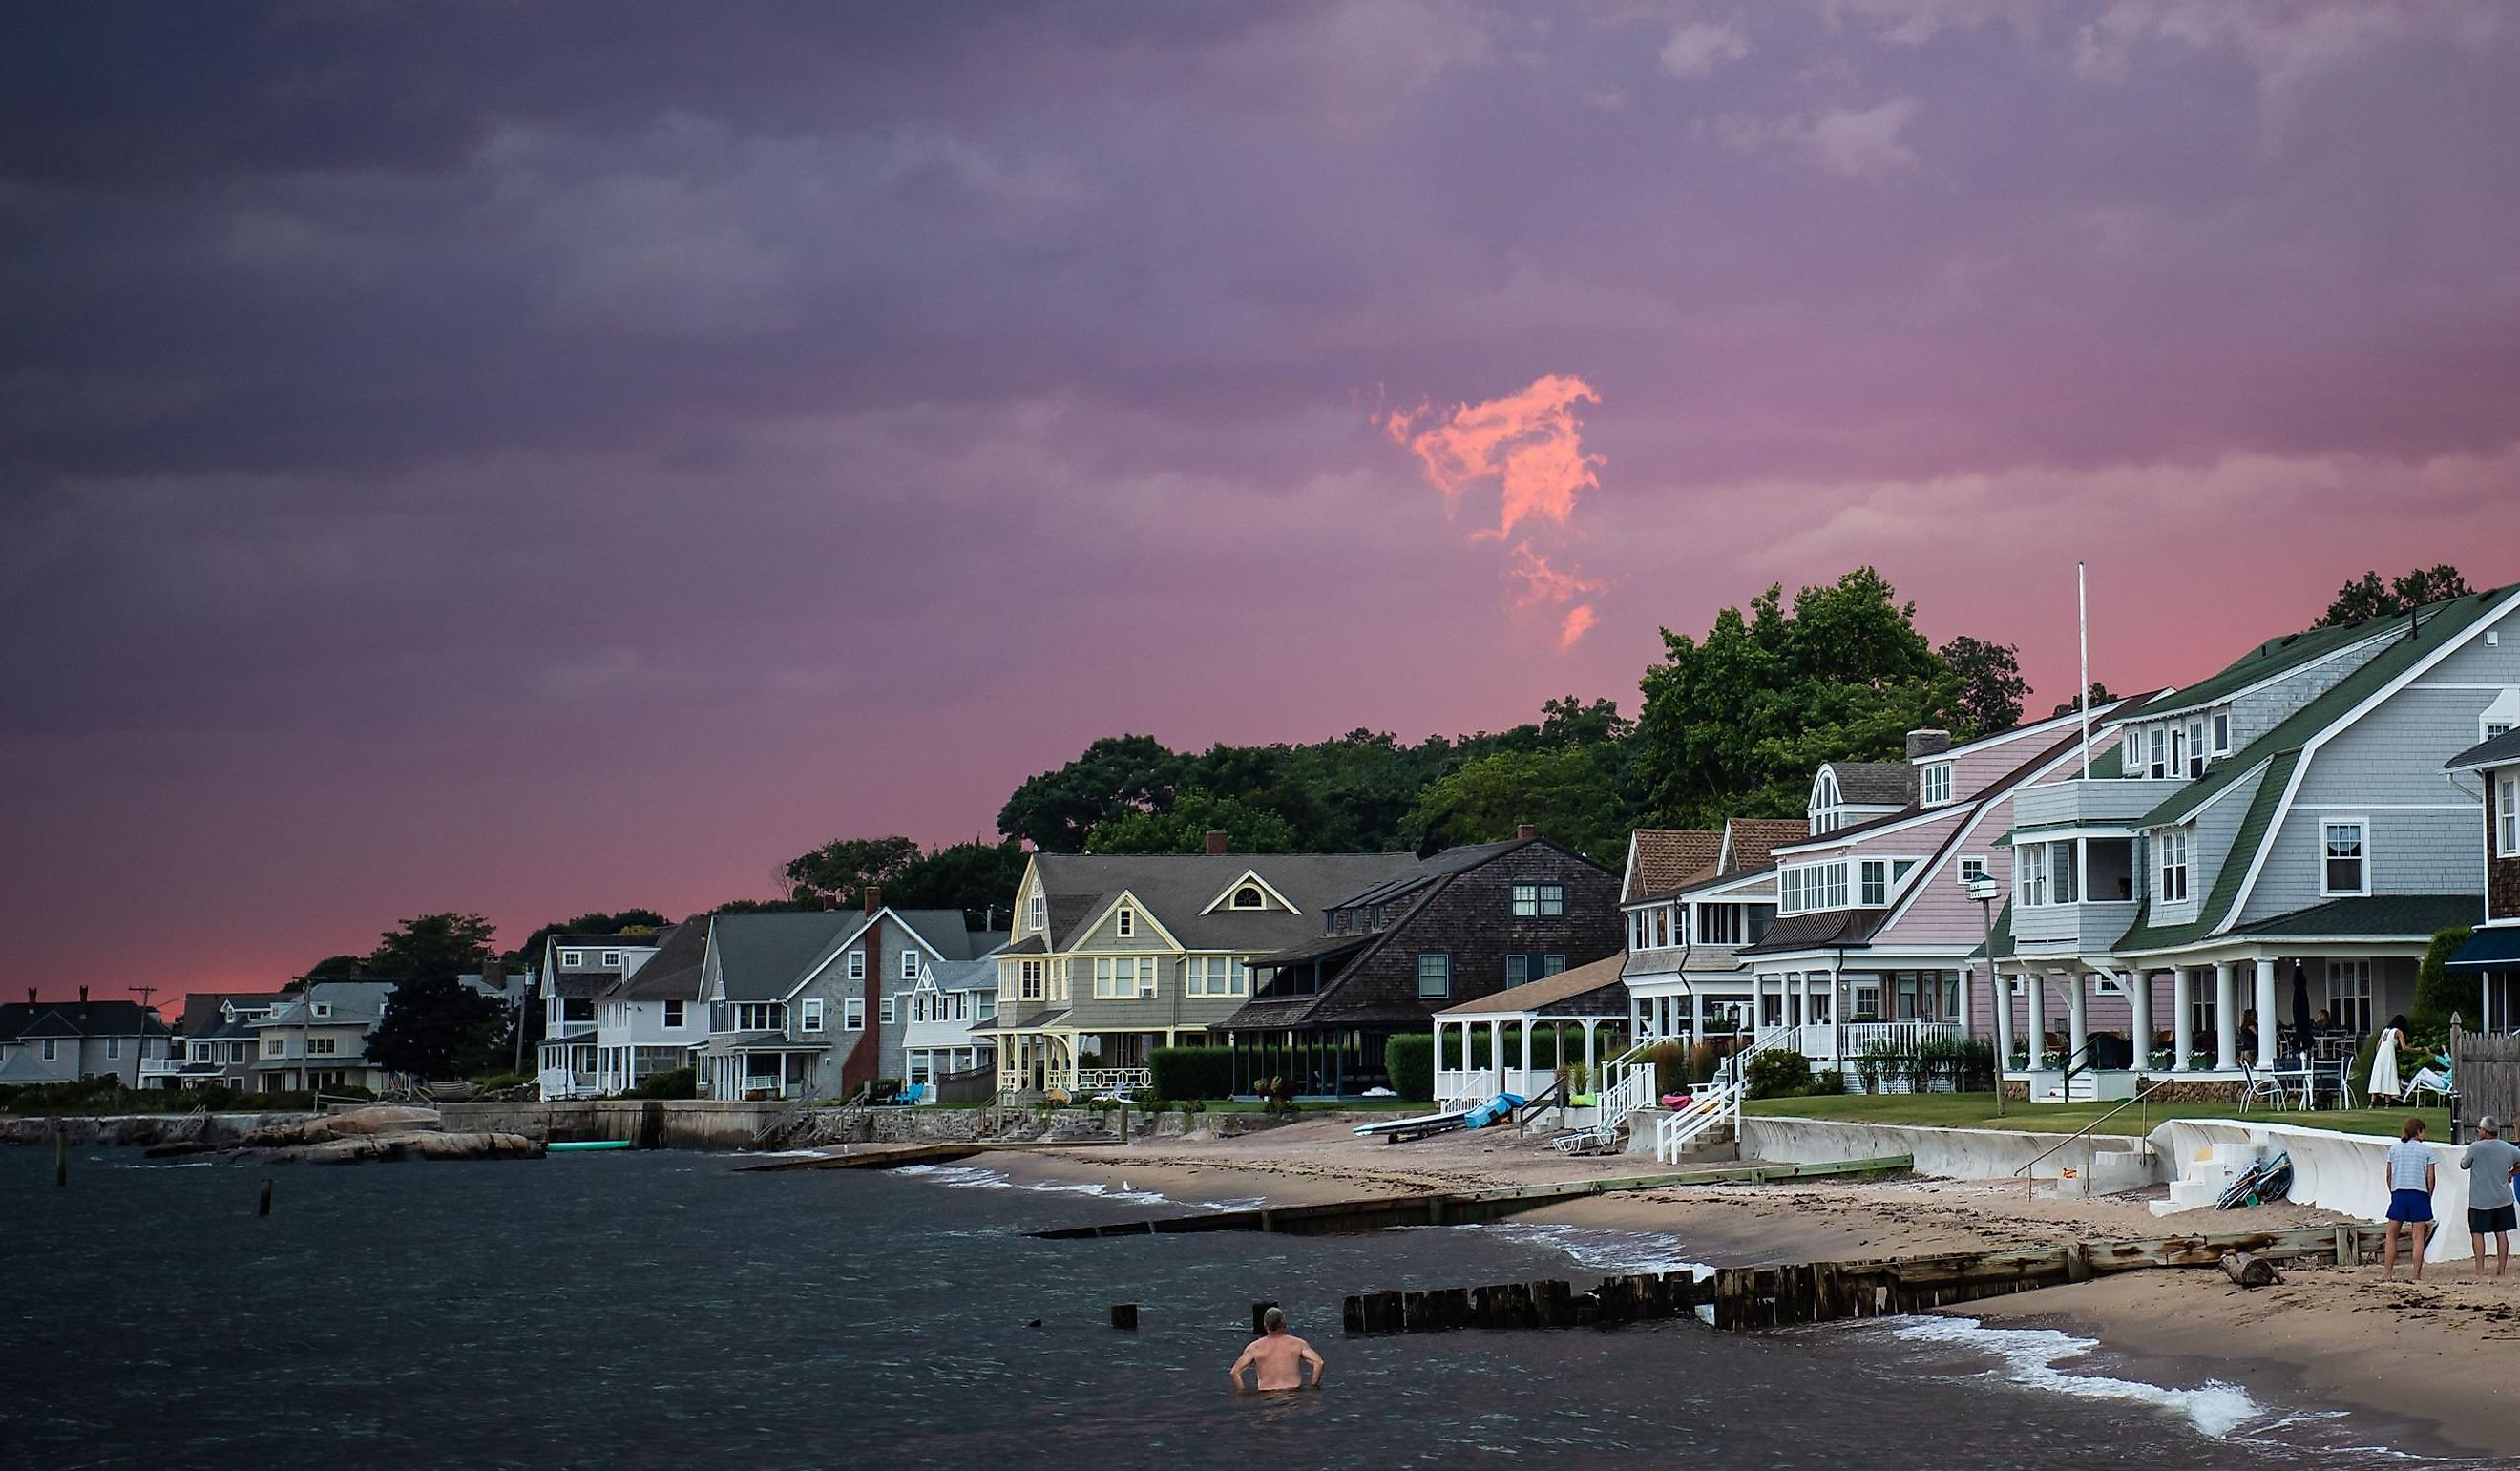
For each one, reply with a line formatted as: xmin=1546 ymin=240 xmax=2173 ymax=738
xmin=2311 ymin=1056 xmax=2357 ymax=1112
xmin=2405 ymin=1058 xmax=2455 ymax=1107
xmin=2238 ymin=1059 xmax=2299 ymax=1112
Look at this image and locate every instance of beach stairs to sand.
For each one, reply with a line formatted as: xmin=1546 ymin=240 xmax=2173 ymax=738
xmin=2026 ymin=1136 xmax=2158 ymax=1199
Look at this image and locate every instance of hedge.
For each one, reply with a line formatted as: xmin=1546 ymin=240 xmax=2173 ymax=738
xmin=2413 ymin=926 xmax=2476 ymax=1035
xmin=1150 ymin=1046 xmax=1234 ymax=1101
xmin=1384 ymin=1034 xmax=1434 ymax=1102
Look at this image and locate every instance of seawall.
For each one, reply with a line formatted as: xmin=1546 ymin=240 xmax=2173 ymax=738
xmin=1740 ymin=1116 xmax=2160 ymax=1192
xmin=1 ymin=1113 xmax=316 ymax=1146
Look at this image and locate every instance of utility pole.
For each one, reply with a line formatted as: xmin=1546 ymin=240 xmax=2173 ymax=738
xmin=1966 ymin=873 xmax=2006 ymax=1118
xmin=130 ymin=985 xmax=158 ymax=1014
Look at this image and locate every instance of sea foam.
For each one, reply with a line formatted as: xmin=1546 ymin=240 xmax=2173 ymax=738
xmin=1886 ymin=1316 xmax=2260 ymax=1439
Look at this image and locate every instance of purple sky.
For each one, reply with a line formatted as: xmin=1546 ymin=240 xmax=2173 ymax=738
xmin=7 ymin=3 xmax=2520 ymax=1002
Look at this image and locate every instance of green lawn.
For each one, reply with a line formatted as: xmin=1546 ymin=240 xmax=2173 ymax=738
xmin=1741 ymin=1090 xmax=2451 ymax=1140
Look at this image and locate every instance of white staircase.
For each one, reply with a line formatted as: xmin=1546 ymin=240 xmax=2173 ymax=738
xmin=1550 ymin=1048 xmax=1659 ymax=1154
xmin=1653 ymin=1026 xmax=1794 ymax=1164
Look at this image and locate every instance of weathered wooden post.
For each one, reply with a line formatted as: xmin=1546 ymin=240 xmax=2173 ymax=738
xmin=258 ymin=1176 xmax=273 ymax=1217
xmin=1110 ymin=1303 xmax=1139 ymax=1330
xmin=1118 ymin=1102 xmax=1130 ymax=1145
xmin=1342 ymin=1295 xmax=1365 ymax=1334
xmin=55 ymin=1124 xmax=68 ymax=1187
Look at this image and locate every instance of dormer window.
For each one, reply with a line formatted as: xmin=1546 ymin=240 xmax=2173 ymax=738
xmin=1025 ymin=893 xmax=1047 ymax=934
xmin=1921 ymin=763 xmax=1953 ymax=807
xmin=1231 ymin=884 xmax=1265 ymax=910
xmin=1116 ymin=906 xmax=1135 ymax=938
xmin=311 ymin=1002 xmax=331 ymax=1019
xmin=560 ymin=950 xmax=583 ymax=967
xmin=2212 ymin=712 xmax=2232 ymax=756
xmin=601 ymin=951 xmax=621 ymax=968
xmin=2148 ymin=729 xmax=2168 ymax=780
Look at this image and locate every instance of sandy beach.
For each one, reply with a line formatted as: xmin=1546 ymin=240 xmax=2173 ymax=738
xmin=965 ymin=1117 xmax=2520 ymax=1457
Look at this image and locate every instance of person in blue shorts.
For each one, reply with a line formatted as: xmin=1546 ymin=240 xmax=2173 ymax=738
xmin=2459 ymin=1114 xmax=2520 ymax=1277
xmin=2384 ymin=1115 xmax=2437 ymax=1281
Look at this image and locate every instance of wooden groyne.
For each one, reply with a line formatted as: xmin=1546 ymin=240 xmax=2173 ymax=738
xmin=1342 ymin=1224 xmax=2372 ymax=1335
xmin=1027 ymin=1154 xmax=1914 ymax=1239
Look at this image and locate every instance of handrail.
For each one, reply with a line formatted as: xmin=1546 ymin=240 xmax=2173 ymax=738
xmin=1514 ymin=1076 xmax=1570 ymax=1134
xmin=2010 ymin=1076 xmax=2174 ymax=1177
xmin=750 ymin=1093 xmax=815 ymax=1147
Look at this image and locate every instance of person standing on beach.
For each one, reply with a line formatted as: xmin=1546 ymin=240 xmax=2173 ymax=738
xmin=2384 ymin=1116 xmax=2437 ymax=1281
xmin=1229 ymin=1308 xmax=1325 ymax=1393
xmin=2461 ymin=1115 xmax=2520 ymax=1277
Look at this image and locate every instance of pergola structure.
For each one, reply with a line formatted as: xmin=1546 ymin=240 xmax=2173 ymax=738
xmin=1431 ymin=954 xmax=1628 ymax=1106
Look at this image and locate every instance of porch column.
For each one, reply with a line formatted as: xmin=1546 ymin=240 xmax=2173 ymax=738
xmin=1582 ymin=1019 xmax=1598 ymax=1077
xmin=2214 ymin=963 xmax=2239 ymax=1072
xmin=2172 ymin=968 xmax=2194 ymax=1072
xmin=2066 ymin=971 xmax=2089 ymax=1068
xmin=1691 ymin=987 xmax=1707 ymax=1043
xmin=2025 ymin=972 xmax=2048 ymax=1064
xmin=2484 ymin=972 xmax=2495 ymax=1034
xmin=1490 ymin=1019 xmax=1505 ymax=1080
xmin=2254 ymin=957 xmax=2278 ymax=1068
xmin=1955 ymin=964 xmax=1972 ymax=1035
xmin=1991 ymin=963 xmax=2013 ymax=1075
xmin=2126 ymin=968 xmax=2152 ymax=1071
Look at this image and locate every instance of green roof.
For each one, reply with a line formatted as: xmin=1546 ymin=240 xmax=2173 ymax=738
xmin=1972 ymin=898 xmax=2016 ymax=961
xmin=2144 ymin=614 xmax=2406 ymax=718
xmin=2231 ymin=894 xmax=2479 ymax=940
xmin=2113 ymin=749 xmax=2296 ymax=954
xmin=2142 ymin=588 xmax=2512 ymax=830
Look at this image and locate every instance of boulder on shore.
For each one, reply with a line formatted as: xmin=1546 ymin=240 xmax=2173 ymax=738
xmin=240 ymin=1105 xmax=440 ymax=1147
xmin=284 ymin=1130 xmax=539 ymax=1165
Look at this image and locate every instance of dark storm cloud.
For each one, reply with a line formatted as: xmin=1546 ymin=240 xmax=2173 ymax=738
xmin=5 ymin=1 xmax=2520 ymax=998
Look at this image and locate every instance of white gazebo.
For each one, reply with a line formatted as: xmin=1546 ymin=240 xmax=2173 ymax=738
xmin=1431 ymin=954 xmax=1629 ymax=1108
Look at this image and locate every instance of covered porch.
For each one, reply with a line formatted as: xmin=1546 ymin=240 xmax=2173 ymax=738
xmin=698 ymin=1038 xmax=825 ymax=1102
xmin=1431 ymin=956 xmax=1629 ymax=1107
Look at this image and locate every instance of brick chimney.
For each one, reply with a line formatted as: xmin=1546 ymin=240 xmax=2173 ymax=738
xmin=843 ymin=897 xmax=884 ymax=1096
xmin=1516 ymin=823 xmax=1538 ymax=840
xmin=863 ymin=886 xmax=882 ymax=915
xmin=78 ymin=985 xmax=89 ymax=1002
xmin=1905 ymin=728 xmax=1953 ymax=759
xmin=1205 ymin=830 xmax=1229 ymax=855
xmin=25 ymin=988 xmax=33 ymax=1005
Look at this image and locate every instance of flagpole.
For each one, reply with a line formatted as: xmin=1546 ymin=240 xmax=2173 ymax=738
xmin=2078 ymin=562 xmax=2091 ymax=781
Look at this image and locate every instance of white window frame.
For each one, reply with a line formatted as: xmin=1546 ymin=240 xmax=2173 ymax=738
xmin=2019 ymin=845 xmax=2049 ymax=908
xmin=801 ymin=998 xmax=826 ymax=1033
xmin=2211 ymin=711 xmax=2232 ymax=756
xmin=1018 ymin=959 xmax=1045 ymax=1001
xmin=2499 ymin=772 xmax=2519 ymax=858
xmin=2326 ymin=959 xmax=2374 ymax=1035
xmin=107 ymin=1037 xmax=121 ymax=1060
xmin=1115 ymin=907 xmax=1136 ymax=938
xmin=307 ymin=1036 xmax=337 ymax=1057
xmin=560 ymin=950 xmax=583 ymax=967
xmin=1921 ymin=763 xmax=1953 ymax=807
xmin=1960 ymin=856 xmax=1988 ymax=885
xmin=1230 ymin=885 xmax=1266 ymax=910
xmin=601 ymin=951 xmax=621 ymax=968
xmin=846 ymin=950 xmax=866 ymax=981
xmin=1026 ymin=893 xmax=1047 ymax=933
xmin=1092 ymin=956 xmax=1156 ymax=1000
xmin=900 ymin=949 xmax=921 ymax=981
xmin=1186 ymin=956 xmax=1247 ymax=998
xmin=311 ymin=1002 xmax=331 ymax=1019
xmin=842 ymin=996 xmax=865 ymax=1031
xmin=2121 ymin=730 xmax=2142 ymax=776
xmin=881 ymin=995 xmax=897 ymax=1025
xmin=2321 ymin=818 xmax=2370 ymax=897
xmin=663 ymin=999 xmax=685 ymax=1029
xmin=2148 ymin=728 xmax=2167 ymax=779
xmin=1859 ymin=859 xmax=1890 ymax=907
xmin=2158 ymin=829 xmax=2191 ymax=905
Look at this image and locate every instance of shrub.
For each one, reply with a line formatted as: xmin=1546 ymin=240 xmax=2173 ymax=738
xmin=1744 ymin=1048 xmax=1813 ymax=1101
xmin=2413 ymin=927 xmax=2476 ymax=1035
xmin=1648 ymin=1040 xmax=1689 ymax=1098
xmin=469 ymin=1072 xmax=533 ymax=1092
xmin=1805 ymin=1066 xmax=1846 ymax=1096
xmin=627 ymin=1067 xmax=695 ymax=1100
xmin=1439 ymin=1029 xmax=1493 ymax=1070
xmin=1687 ymin=1040 xmax=1724 ymax=1087
xmin=1149 ymin=1046 xmax=1233 ymax=1101
xmin=1383 ymin=1034 xmax=1435 ymax=1102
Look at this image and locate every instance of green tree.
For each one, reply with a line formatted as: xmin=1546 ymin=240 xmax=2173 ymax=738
xmin=1086 ymin=789 xmax=1299 ymax=854
xmin=997 ymin=734 xmax=1186 ymax=851
xmin=368 ymin=974 xmax=509 ymax=1080
xmin=783 ymin=835 xmax=921 ymax=908
xmin=1938 ymin=635 xmax=2026 ymax=737
xmin=886 ymin=839 xmax=1031 ymax=929
xmin=1633 ymin=568 xmax=1953 ymax=829
xmin=366 ymin=913 xmax=497 ymax=981
xmin=2316 ymin=564 xmax=2470 ymax=627
xmin=1402 ymin=746 xmax=1625 ymax=858
xmin=2048 ymin=682 xmax=2120 ymax=719
xmin=2412 ymin=925 xmax=2477 ymax=1034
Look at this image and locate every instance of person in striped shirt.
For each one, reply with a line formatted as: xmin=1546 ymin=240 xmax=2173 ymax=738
xmin=2383 ymin=1116 xmax=2437 ymax=1281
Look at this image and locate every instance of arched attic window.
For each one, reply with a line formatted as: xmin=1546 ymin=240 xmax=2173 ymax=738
xmin=1231 ymin=884 xmax=1266 ymax=910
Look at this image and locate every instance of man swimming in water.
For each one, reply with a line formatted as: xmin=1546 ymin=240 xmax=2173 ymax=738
xmin=1229 ymin=1307 xmax=1325 ymax=1392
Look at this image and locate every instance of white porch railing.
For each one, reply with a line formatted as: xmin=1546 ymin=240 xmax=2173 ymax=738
xmin=1437 ymin=1066 xmax=1570 ymax=1105
xmin=1770 ymin=1019 xmax=1964 ymax=1061
xmin=1073 ymin=1067 xmax=1151 ymax=1096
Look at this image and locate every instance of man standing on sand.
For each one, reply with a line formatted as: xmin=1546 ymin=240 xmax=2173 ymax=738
xmin=2383 ymin=1116 xmax=2437 ymax=1281
xmin=1229 ymin=1308 xmax=1325 ymax=1393
xmin=2460 ymin=1115 xmax=2520 ymax=1277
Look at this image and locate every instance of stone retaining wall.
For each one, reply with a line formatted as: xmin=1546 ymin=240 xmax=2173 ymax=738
xmin=0 ymin=1113 xmax=315 ymax=1147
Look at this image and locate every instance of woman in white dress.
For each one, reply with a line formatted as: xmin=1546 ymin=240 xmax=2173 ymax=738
xmin=2370 ymin=1013 xmax=2407 ymax=1103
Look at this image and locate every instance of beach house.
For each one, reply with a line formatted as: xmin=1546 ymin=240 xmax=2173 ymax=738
xmin=1733 ymin=711 xmax=2132 ymax=1071
xmin=982 ymin=837 xmax=1422 ymax=1098
xmin=248 ymin=980 xmax=402 ymax=1094
xmin=535 ymin=932 xmax=665 ymax=1099
xmin=591 ymin=920 xmax=707 ymax=1095
xmin=691 ymin=898 xmax=1004 ymax=1102
xmin=0 ymin=991 xmax=175 ymax=1088
xmin=143 ymin=991 xmax=290 ymax=1089
xmin=1213 ymin=830 xmax=1623 ymax=1096
xmin=2446 ymin=728 xmax=2520 ymax=1022
xmin=1990 ymin=583 xmax=2520 ymax=1099
xmin=1617 ymin=818 xmax=1800 ymax=1044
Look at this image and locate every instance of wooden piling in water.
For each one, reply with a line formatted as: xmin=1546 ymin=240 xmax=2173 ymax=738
xmin=1340 ymin=1224 xmax=2361 ymax=1337
xmin=55 ymin=1124 xmax=67 ymax=1187
xmin=258 ymin=1176 xmax=272 ymax=1217
xmin=1110 ymin=1303 xmax=1138 ymax=1330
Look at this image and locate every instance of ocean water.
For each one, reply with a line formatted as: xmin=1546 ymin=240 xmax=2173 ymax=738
xmin=0 ymin=1148 xmax=2488 ymax=1469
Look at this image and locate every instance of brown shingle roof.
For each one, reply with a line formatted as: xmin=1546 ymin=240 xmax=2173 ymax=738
xmin=1433 ymin=954 xmax=1628 ymax=1017
xmin=1626 ymin=830 xmax=1721 ymax=902
xmin=1721 ymin=819 xmax=1808 ymax=875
